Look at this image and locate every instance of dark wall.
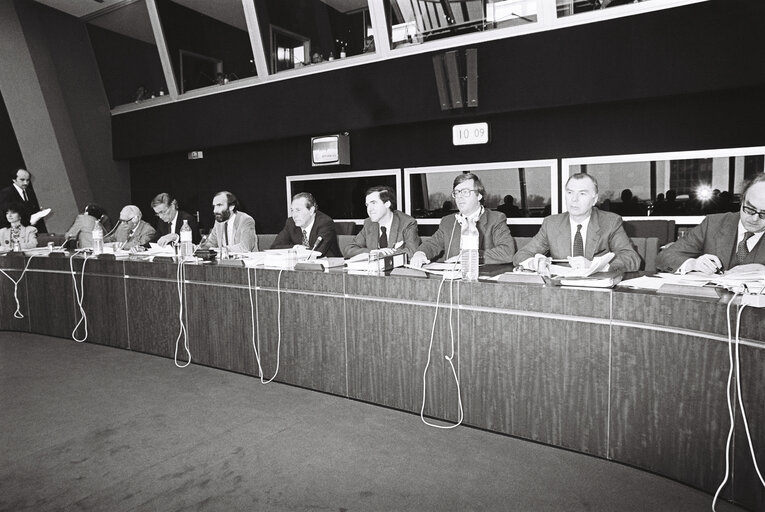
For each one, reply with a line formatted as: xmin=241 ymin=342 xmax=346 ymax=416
xmin=123 ymin=0 xmax=765 ymax=234
xmin=0 ymin=93 xmax=25 ymax=174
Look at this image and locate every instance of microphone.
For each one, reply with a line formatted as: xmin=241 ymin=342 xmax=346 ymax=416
xmin=104 ymin=219 xmax=123 ymax=239
xmin=308 ymin=236 xmax=323 ymax=260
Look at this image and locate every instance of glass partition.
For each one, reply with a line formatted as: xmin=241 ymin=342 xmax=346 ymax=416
xmin=87 ymin=1 xmax=168 ymax=108
xmin=405 ymin=160 xmax=557 ymax=224
xmin=155 ymin=0 xmax=256 ymax=94
xmin=383 ymin=0 xmax=538 ymax=49
xmin=563 ymin=147 xmax=765 ymax=219
xmin=286 ymin=169 xmax=401 ymax=222
xmin=253 ymin=0 xmax=374 ymax=74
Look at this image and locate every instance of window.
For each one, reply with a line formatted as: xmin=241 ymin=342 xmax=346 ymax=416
xmin=563 ymin=146 xmax=765 ymax=221
xmin=405 ymin=160 xmax=557 ymax=224
xmin=253 ymin=0 xmax=374 ymax=74
xmin=286 ymin=169 xmax=401 ymax=222
xmin=383 ymin=0 xmax=538 ymax=49
xmin=86 ymin=0 xmax=168 ymax=108
xmin=155 ymin=0 xmax=256 ymax=94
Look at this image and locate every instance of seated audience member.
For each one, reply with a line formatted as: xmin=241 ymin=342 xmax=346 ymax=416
xmin=65 ymin=203 xmax=109 ymax=249
xmin=410 ymin=173 xmax=515 ymax=268
xmin=496 ymin=195 xmax=522 ymax=217
xmin=200 ymin=191 xmax=258 ymax=253
xmin=271 ymin=192 xmax=341 ymax=257
xmin=344 ymin=185 xmax=420 ymax=258
xmin=104 ymin=205 xmax=156 ymax=249
xmin=656 ymin=174 xmax=765 ymax=273
xmin=151 ymin=193 xmax=201 ymax=247
xmin=0 ymin=203 xmax=37 ymax=250
xmin=514 ymin=173 xmax=641 ymax=274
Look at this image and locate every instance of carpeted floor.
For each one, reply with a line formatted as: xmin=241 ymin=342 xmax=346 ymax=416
xmin=0 ymin=332 xmax=745 ymax=512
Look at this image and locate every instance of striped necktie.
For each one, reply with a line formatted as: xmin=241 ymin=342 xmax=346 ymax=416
xmin=736 ymin=231 xmax=755 ymax=263
xmin=573 ymin=224 xmax=584 ymax=257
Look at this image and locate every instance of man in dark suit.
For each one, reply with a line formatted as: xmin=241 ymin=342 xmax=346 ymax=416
xmin=656 ymin=174 xmax=765 ymax=273
xmin=343 ymin=185 xmax=420 ymax=258
xmin=410 ymin=172 xmax=515 ymax=267
xmin=513 ymin=172 xmax=641 ymax=273
xmin=271 ymin=192 xmax=341 ymax=257
xmin=0 ymin=168 xmax=49 ymax=232
xmin=150 ymin=192 xmax=200 ymax=246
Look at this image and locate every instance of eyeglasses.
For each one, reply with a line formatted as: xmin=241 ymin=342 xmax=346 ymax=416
xmin=742 ymin=203 xmax=765 ymax=220
xmin=452 ymin=189 xmax=477 ymax=198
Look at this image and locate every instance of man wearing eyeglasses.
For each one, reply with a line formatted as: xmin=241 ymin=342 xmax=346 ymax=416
xmin=410 ymin=172 xmax=515 ymax=268
xmin=513 ymin=172 xmax=641 ymax=274
xmin=150 ymin=192 xmax=201 ymax=246
xmin=656 ymin=174 xmax=765 ymax=273
xmin=103 ymin=205 xmax=156 ymax=250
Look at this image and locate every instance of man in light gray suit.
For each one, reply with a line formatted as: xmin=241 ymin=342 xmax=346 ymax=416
xmin=201 ymin=191 xmax=258 ymax=253
xmin=514 ymin=173 xmax=641 ymax=273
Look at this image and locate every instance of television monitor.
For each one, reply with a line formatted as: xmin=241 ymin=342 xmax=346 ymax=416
xmin=311 ymin=134 xmax=350 ymax=166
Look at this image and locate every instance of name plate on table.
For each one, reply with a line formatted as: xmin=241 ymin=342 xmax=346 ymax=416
xmin=294 ymin=262 xmax=324 ymax=271
xmin=217 ymin=258 xmax=245 ymax=267
xmin=389 ymin=267 xmax=428 ymax=278
xmin=497 ymin=272 xmax=546 ymax=285
xmin=657 ymin=283 xmax=722 ymax=300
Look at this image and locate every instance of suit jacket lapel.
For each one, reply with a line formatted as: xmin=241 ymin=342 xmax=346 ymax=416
xmin=751 ymin=233 xmax=765 ymax=263
xmin=716 ymin=215 xmax=739 ymax=269
xmin=553 ymin=213 xmax=572 ymax=257
xmin=585 ymin=209 xmax=601 ymax=260
xmin=389 ymin=213 xmax=400 ymax=248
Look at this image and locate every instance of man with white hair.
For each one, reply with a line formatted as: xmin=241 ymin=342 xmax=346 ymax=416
xmin=104 ymin=205 xmax=156 ymax=249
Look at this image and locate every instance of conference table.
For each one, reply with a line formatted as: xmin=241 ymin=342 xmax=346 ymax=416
xmin=1 ymin=253 xmax=763 ymax=510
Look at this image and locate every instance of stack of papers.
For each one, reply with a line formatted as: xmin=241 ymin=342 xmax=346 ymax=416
xmin=548 ymin=253 xmax=614 ymax=277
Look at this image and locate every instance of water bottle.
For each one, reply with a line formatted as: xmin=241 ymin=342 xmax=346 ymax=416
xmin=179 ymin=219 xmax=193 ymax=259
xmin=460 ymin=219 xmax=479 ymax=282
xmin=92 ymin=222 xmax=104 ymax=255
xmin=12 ymin=238 xmax=21 ymax=252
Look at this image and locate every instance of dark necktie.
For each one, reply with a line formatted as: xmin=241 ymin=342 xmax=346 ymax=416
xmin=573 ymin=224 xmax=584 ymax=257
xmin=379 ymin=226 xmax=388 ymax=249
xmin=224 ymin=221 xmax=229 ymax=245
xmin=22 ymin=190 xmax=28 ymax=202
xmin=736 ymin=231 xmax=755 ymax=263
xmin=302 ymin=229 xmax=309 ymax=247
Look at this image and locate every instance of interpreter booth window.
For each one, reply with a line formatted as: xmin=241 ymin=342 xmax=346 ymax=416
xmin=555 ymin=0 xmax=704 ymax=18
xmin=154 ymin=0 xmax=257 ymax=94
xmin=286 ymin=169 xmax=401 ymax=224
xmin=86 ymin=1 xmax=168 ymax=108
xmin=404 ymin=160 xmax=557 ymax=224
xmin=253 ymin=0 xmax=374 ymax=74
xmin=562 ymin=147 xmax=765 ymax=220
xmin=383 ymin=0 xmax=537 ymax=49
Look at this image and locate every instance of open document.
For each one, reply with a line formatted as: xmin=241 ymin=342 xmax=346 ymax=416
xmin=548 ymin=252 xmax=614 ymax=278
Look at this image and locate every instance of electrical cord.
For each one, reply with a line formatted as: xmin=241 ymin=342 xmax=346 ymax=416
xmin=712 ymin=293 xmax=765 ymax=511
xmin=420 ymin=263 xmax=464 ymax=429
xmin=247 ymin=267 xmax=283 ymax=384
xmin=70 ymin=249 xmax=94 ymax=342
xmin=0 ymin=254 xmax=37 ymax=319
xmin=174 ymin=259 xmax=192 ymax=368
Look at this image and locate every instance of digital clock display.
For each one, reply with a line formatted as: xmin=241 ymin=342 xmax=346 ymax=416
xmin=452 ymin=122 xmax=489 ymax=146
